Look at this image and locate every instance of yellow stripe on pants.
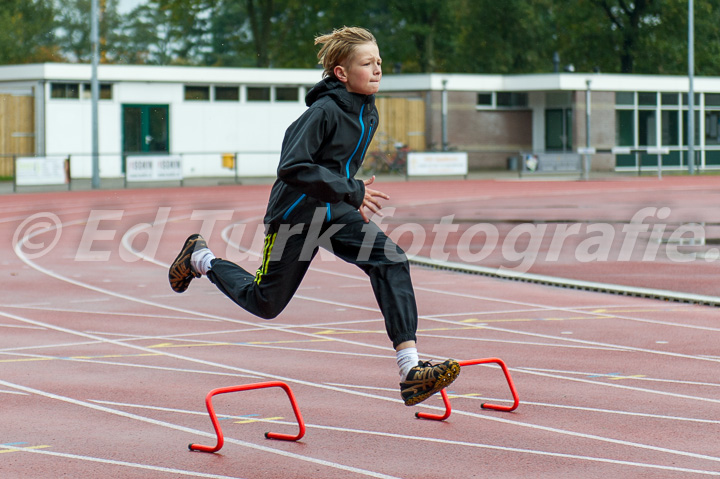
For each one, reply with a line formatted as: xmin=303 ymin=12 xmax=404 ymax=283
xmin=254 ymin=232 xmax=277 ymax=284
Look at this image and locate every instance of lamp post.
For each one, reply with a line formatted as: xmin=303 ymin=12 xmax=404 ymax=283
xmin=688 ymin=0 xmax=695 ymax=175
xmin=584 ymin=80 xmax=591 ymax=180
xmin=91 ymin=0 xmax=100 ymax=188
xmin=441 ymin=79 xmax=448 ymax=152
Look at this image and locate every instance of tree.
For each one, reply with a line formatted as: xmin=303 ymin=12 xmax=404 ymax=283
xmin=54 ymin=0 xmax=126 ymax=63
xmin=589 ymin=0 xmax=659 ymax=73
xmin=450 ymin=0 xmax=557 ymax=73
xmin=119 ymin=0 xmax=202 ymax=65
xmin=0 ymin=0 xmax=59 ymax=64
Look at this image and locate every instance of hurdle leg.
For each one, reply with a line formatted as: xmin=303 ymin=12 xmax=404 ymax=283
xmin=415 ymin=388 xmax=452 ymax=421
xmin=415 ymin=357 xmax=519 ymax=421
xmin=469 ymin=358 xmax=520 ymax=412
xmin=189 ymin=381 xmax=305 ymax=453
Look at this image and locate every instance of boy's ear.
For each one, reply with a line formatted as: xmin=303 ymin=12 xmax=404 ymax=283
xmin=334 ymin=65 xmax=348 ymax=83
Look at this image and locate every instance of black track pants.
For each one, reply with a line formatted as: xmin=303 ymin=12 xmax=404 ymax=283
xmin=206 ymin=209 xmax=418 ymax=348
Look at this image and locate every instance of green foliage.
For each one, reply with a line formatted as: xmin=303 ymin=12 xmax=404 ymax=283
xmin=0 ymin=0 xmax=59 ymax=64
xmin=2 ymin=0 xmax=720 ymax=75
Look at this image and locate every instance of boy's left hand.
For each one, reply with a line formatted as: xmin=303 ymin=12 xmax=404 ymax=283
xmin=360 ymin=176 xmax=390 ymax=223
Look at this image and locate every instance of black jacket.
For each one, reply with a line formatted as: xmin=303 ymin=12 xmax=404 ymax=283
xmin=263 ymin=78 xmax=379 ymax=232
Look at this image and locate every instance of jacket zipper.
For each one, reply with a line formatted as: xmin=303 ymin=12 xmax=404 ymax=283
xmin=291 ymin=102 xmax=374 ymax=223
xmin=360 ymin=119 xmax=375 ymax=162
xmin=344 ymin=104 xmax=366 ymax=178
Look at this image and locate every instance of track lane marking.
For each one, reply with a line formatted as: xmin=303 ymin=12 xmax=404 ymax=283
xmin=0 ymin=379 xmax=401 ymax=479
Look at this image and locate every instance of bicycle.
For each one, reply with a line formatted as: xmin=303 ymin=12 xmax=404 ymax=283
xmin=361 ymin=142 xmax=409 ymax=176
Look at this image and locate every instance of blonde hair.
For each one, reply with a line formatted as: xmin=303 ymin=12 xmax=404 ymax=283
xmin=314 ymin=26 xmax=377 ymax=79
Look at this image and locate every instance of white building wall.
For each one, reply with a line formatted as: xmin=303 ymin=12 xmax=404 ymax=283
xmin=42 ymin=79 xmax=313 ymax=178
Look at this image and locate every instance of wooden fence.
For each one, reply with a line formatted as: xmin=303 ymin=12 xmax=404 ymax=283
xmin=370 ymin=97 xmax=425 ymax=153
xmin=0 ymin=93 xmax=35 ymax=177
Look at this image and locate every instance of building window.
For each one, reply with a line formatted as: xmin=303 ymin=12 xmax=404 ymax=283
xmin=476 ymin=93 xmax=493 ymax=107
xmin=247 ymin=87 xmax=271 ymax=102
xmin=496 ymin=92 xmax=528 ymax=108
xmin=682 ymin=93 xmax=701 ymax=105
xmin=275 ymin=87 xmax=299 ymax=102
xmin=661 ymin=93 xmax=679 ymax=106
xmin=185 ymin=85 xmax=210 ymax=101
xmin=616 ymin=110 xmax=634 ymax=146
xmin=50 ymin=83 xmax=80 ymax=99
xmin=662 ymin=110 xmax=680 ymax=145
xmin=615 ymin=92 xmax=634 ymax=106
xmin=706 ymin=111 xmax=720 ymax=145
xmin=638 ymin=110 xmax=657 ymax=146
xmin=638 ymin=92 xmax=657 ymax=107
xmin=81 ymin=83 xmax=113 ymax=100
xmin=682 ymin=110 xmax=701 ymax=145
xmin=215 ymin=86 xmax=239 ymax=101
xmin=706 ymin=93 xmax=720 ymax=108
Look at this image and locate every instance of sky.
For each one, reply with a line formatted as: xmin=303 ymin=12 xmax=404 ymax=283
xmin=117 ymin=0 xmax=145 ymax=14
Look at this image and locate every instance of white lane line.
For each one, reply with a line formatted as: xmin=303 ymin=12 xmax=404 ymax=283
xmin=0 ymin=323 xmax=46 ymax=331
xmin=416 ymin=284 xmax=720 ymax=333
xmin=513 ymin=367 xmax=720 ymax=405
xmin=90 ymin=399 xmax=720 ymax=476
xmin=419 ymin=332 xmax=630 ymax=352
xmin=326 ymin=383 xmax=720 ymax=425
xmin=0 ymin=304 xmax=215 ymax=322
xmin=12 ymin=197 xmax=720 ymax=469
xmin=123 ymin=209 xmax=718 ymax=365
xmin=13 ymin=213 xmax=394 ymax=354
xmin=69 ymin=298 xmax=110 ymax=304
xmin=0 ymin=389 xmax=29 ymax=396
xmin=0 ymin=380 xmax=400 ymax=479
xmin=3 ymin=307 xmax=719 ymax=470
xmin=215 ymin=215 xmax=720 ymax=362
xmin=0 ymin=444 xmax=246 ymax=479
xmin=0 ymin=340 xmax=104 ymax=354
xmin=520 ymin=366 xmax=720 ymax=388
xmin=411 ymin=293 xmax=720 ymax=363
xmin=0 ymin=351 xmax=264 ymax=379
xmin=14 ymin=208 xmax=718 ymax=395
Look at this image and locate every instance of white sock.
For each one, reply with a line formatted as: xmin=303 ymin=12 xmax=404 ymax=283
xmin=396 ymin=347 xmax=419 ymax=378
xmin=190 ymin=248 xmax=215 ymax=276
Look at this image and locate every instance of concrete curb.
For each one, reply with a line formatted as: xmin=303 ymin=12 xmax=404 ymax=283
xmin=409 ymin=255 xmax=720 ymax=307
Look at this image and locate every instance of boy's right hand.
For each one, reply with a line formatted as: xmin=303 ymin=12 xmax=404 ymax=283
xmin=360 ymin=176 xmax=390 ymax=223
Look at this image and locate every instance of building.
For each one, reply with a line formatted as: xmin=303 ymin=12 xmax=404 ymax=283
xmin=0 ymin=63 xmax=320 ymax=180
xmin=1 ymin=63 xmax=719 ymax=179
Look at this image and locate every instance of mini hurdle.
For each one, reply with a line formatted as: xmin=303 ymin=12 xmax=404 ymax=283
xmin=189 ymin=381 xmax=305 ymax=453
xmin=415 ymin=358 xmax=519 ymax=421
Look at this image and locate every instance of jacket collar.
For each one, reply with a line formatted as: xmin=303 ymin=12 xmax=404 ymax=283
xmin=306 ymin=77 xmax=374 ymax=114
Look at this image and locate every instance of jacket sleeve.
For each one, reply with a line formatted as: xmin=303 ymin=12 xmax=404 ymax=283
xmin=277 ymin=107 xmax=366 ymax=208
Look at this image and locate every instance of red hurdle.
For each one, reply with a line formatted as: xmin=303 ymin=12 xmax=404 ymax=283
xmin=189 ymin=381 xmax=305 ymax=453
xmin=415 ymin=358 xmax=519 ymax=421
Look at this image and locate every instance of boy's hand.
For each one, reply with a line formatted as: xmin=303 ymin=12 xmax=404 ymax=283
xmin=360 ymin=176 xmax=390 ymax=223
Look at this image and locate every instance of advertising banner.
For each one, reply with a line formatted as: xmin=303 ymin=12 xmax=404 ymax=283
xmin=126 ymin=155 xmax=183 ymax=182
xmin=16 ymin=156 xmax=68 ymax=186
xmin=407 ymin=152 xmax=468 ymax=176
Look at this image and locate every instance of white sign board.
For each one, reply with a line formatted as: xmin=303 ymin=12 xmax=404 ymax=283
xmin=16 ymin=156 xmax=68 ymax=186
xmin=126 ymin=155 xmax=183 ymax=182
xmin=407 ymin=152 xmax=468 ymax=176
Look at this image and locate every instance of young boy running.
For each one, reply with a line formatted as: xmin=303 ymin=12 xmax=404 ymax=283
xmin=169 ymin=26 xmax=459 ymax=406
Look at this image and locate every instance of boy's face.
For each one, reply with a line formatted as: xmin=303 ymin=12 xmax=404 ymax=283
xmin=335 ymin=42 xmax=382 ymax=96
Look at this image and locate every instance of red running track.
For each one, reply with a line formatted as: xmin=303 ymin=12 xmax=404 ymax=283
xmin=1 ymin=177 xmax=719 ymax=478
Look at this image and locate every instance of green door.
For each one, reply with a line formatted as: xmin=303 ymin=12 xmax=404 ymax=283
xmin=122 ymin=104 xmax=169 ymax=154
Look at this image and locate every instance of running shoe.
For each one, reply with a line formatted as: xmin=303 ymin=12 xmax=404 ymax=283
xmin=400 ymin=359 xmax=461 ymax=406
xmin=169 ymin=234 xmax=207 ymax=293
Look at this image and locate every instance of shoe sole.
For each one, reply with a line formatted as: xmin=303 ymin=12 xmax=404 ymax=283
xmin=168 ymin=234 xmax=204 ymax=293
xmin=404 ymin=360 xmax=461 ymax=406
